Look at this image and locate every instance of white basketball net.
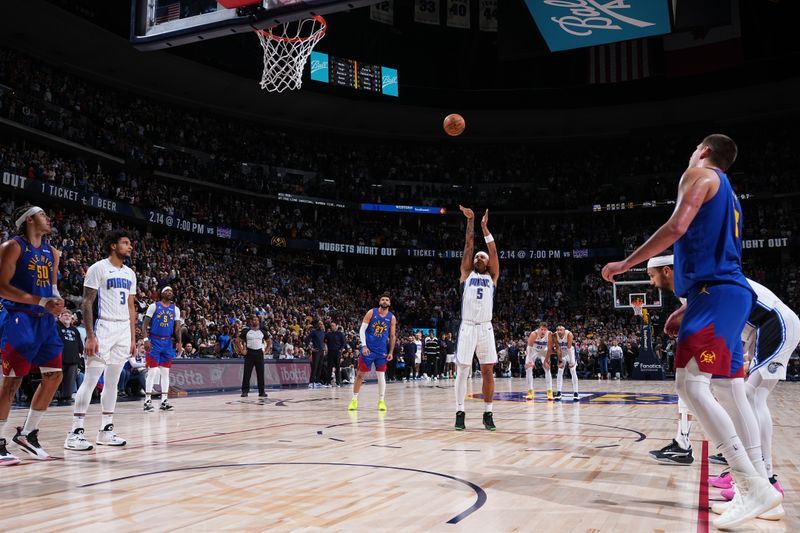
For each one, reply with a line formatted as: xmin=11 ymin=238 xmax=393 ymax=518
xmin=632 ymin=301 xmax=644 ymax=316
xmin=255 ymin=16 xmax=326 ymax=93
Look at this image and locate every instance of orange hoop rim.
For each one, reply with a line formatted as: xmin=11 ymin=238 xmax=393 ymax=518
xmin=255 ymin=15 xmax=326 ymax=43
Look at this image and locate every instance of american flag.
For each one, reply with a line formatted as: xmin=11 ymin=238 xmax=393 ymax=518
xmin=155 ymin=2 xmax=181 ymax=24
xmin=588 ymin=39 xmax=652 ymax=84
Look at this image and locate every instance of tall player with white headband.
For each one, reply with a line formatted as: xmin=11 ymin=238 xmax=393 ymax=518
xmin=65 ymin=230 xmax=137 ymax=451
xmin=454 ymin=206 xmax=500 ymax=431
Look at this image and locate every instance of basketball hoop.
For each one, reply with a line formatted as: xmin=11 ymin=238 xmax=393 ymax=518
xmin=632 ymin=299 xmax=644 ymax=317
xmin=255 ymin=15 xmax=326 ymax=93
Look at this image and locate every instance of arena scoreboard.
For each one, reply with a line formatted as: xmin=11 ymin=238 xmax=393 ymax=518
xmin=310 ymin=51 xmax=398 ymax=97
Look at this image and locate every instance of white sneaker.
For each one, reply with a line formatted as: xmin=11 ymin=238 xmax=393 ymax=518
xmin=96 ymin=424 xmax=127 ymax=447
xmin=0 ymin=438 xmax=21 ymax=466
xmin=13 ymin=427 xmax=51 ymax=460
xmin=758 ymin=503 xmax=785 ymax=520
xmin=711 ymin=501 xmax=730 ymax=515
xmin=712 ymin=500 xmax=785 ymax=521
xmin=64 ymin=428 xmax=94 ymax=451
xmin=713 ymin=475 xmax=782 ymax=529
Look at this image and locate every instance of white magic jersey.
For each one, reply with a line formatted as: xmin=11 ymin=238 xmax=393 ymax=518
xmin=532 ymin=331 xmax=551 ymax=357
xmin=556 ymin=330 xmax=573 ymax=355
xmin=84 ymin=258 xmax=137 ymax=321
xmin=461 ymin=271 xmax=494 ymax=324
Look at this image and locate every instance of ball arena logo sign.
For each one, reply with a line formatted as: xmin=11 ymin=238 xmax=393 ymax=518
xmin=476 ymin=391 xmax=677 ymax=405
xmin=524 ymin=0 xmax=671 ymax=51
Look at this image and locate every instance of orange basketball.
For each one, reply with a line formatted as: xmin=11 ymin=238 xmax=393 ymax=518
xmin=443 ymin=113 xmax=465 ymax=136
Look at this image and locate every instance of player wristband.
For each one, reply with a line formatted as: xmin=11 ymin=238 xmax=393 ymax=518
xmin=143 ymin=337 xmax=149 ymax=342
xmin=484 ymin=234 xmax=494 ymax=243
xmin=38 ymin=297 xmax=53 ymax=307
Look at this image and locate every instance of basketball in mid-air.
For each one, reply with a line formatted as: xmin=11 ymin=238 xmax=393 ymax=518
xmin=443 ymin=113 xmax=465 ymax=136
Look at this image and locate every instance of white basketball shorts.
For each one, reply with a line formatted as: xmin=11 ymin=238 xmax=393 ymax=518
xmin=91 ymin=319 xmax=132 ymax=366
xmin=525 ymin=351 xmax=548 ymax=367
xmin=559 ymin=348 xmax=576 ymax=366
xmin=750 ymin=311 xmax=800 ymax=381
xmin=456 ymin=321 xmax=497 ymax=366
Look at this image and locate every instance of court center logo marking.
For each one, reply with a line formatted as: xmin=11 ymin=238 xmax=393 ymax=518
xmin=470 ymin=392 xmax=677 ymax=405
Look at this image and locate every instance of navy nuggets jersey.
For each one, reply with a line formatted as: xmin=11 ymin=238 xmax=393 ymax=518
xmin=0 ymin=236 xmax=56 ymax=312
xmin=366 ymin=308 xmax=393 ymax=354
xmin=149 ymin=302 xmax=177 ymax=337
xmin=674 ymin=169 xmax=752 ymax=298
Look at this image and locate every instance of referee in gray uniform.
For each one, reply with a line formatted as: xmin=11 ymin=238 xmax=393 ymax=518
xmin=240 ymin=315 xmax=270 ymax=398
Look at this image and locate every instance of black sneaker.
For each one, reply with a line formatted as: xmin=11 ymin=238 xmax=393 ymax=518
xmin=0 ymin=438 xmax=21 ymax=466
xmin=708 ymin=453 xmax=728 ymax=465
xmin=454 ymin=411 xmax=466 ymax=431
xmin=649 ymin=439 xmax=694 ymax=465
xmin=13 ymin=427 xmax=51 ymax=460
xmin=483 ymin=412 xmax=496 ymax=431
xmin=554 ymin=391 xmax=562 ymax=401
xmin=258 ymin=393 xmax=268 ymax=398
xmin=160 ymin=400 xmax=174 ymax=411
xmin=573 ymin=392 xmax=580 ymax=402
xmin=241 ymin=392 xmax=248 ymax=397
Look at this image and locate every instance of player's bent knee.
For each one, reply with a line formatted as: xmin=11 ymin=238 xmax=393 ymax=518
xmin=41 ymin=370 xmax=63 ymax=380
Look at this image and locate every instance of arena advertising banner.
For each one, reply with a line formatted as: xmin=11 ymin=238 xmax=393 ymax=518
xmin=524 ymin=0 xmax=672 ymax=52
xmin=311 ymin=240 xmax=620 ymax=260
xmin=4 ymin=170 xmax=788 ymax=261
xmin=169 ymin=360 xmax=312 ymax=392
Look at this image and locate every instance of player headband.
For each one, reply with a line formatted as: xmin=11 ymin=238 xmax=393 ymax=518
xmin=647 ymin=255 xmax=674 ymax=268
xmin=15 ymin=206 xmax=43 ymax=229
xmin=161 ymin=286 xmax=173 ymax=293
xmin=474 ymin=251 xmax=489 ymax=260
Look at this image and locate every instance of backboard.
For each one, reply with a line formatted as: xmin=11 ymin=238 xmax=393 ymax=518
xmin=612 ymin=280 xmax=663 ymax=311
xmin=130 ymin=0 xmax=373 ymax=50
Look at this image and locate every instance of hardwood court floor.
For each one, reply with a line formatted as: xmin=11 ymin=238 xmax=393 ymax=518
xmin=1 ymin=378 xmax=797 ymax=532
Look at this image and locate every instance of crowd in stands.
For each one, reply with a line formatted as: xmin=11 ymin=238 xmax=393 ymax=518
xmin=1 ymin=139 xmax=797 ymax=257
xmin=4 ymin=194 xmax=798 ymax=393
xmin=1 ymin=47 xmax=800 ymax=215
xmin=1 ymin=45 xmax=799 ymax=390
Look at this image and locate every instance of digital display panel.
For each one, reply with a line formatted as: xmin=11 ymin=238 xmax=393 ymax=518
xmin=310 ymin=51 xmax=398 ymax=97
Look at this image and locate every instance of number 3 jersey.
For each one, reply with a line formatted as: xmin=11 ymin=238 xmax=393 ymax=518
xmin=83 ymin=258 xmax=137 ymax=321
xmin=460 ymin=271 xmax=494 ymax=324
